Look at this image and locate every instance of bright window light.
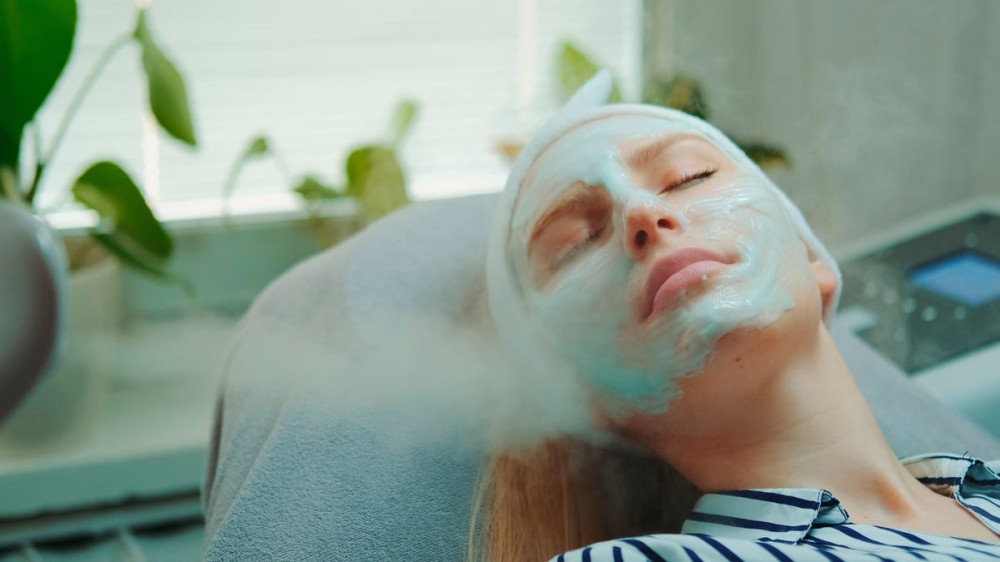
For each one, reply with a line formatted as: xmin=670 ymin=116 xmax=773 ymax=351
xmin=35 ymin=0 xmax=641 ymax=224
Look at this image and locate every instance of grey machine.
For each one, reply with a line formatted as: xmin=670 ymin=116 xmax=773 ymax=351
xmin=839 ymin=203 xmax=1000 ymax=438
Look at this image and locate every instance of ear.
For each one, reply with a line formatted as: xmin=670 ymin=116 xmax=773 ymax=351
xmin=804 ymin=242 xmax=839 ymax=317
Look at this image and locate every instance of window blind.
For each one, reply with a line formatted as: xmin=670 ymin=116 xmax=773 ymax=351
xmin=34 ymin=0 xmax=641 ymax=224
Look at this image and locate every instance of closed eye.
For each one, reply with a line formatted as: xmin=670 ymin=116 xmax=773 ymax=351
xmin=659 ymin=167 xmax=718 ymax=194
xmin=528 ymin=184 xmax=612 ymax=285
xmin=553 ymin=226 xmax=605 ymax=269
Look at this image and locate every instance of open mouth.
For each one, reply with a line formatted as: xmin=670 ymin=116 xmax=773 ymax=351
xmin=642 ymin=248 xmax=731 ymax=321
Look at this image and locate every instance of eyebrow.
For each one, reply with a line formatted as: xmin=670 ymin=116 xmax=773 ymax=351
xmin=624 ymin=133 xmax=705 ymax=169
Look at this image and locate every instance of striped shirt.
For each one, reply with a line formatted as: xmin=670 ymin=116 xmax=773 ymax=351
xmin=553 ymin=454 xmax=1000 ymax=562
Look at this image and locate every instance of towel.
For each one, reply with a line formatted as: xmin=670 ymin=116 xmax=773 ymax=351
xmin=202 ymin=193 xmax=1000 ymax=561
xmin=202 ymin=73 xmax=1000 ymax=561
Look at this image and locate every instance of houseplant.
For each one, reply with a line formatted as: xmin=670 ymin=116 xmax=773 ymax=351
xmin=499 ymin=42 xmax=788 ymax=170
xmin=0 ymin=0 xmax=197 ymax=449
xmin=1 ymin=0 xmax=195 ymax=277
xmin=556 ymin=41 xmax=789 ymax=168
xmin=222 ymin=100 xmax=418 ymax=244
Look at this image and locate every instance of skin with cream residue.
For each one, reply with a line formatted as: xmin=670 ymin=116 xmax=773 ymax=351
xmin=507 ymin=115 xmax=808 ymax=412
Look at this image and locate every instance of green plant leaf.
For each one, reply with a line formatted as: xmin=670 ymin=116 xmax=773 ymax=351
xmin=245 ymin=135 xmax=269 ymax=157
xmin=90 ymin=230 xmax=192 ymax=292
xmin=221 ymin=134 xmax=272 ymax=202
xmin=293 ymin=175 xmax=345 ymax=201
xmin=735 ymin=140 xmax=790 ymax=170
xmin=556 ymin=41 xmax=622 ymax=104
xmin=345 ymin=145 xmax=409 ymax=219
xmin=392 ymin=100 xmax=418 ymax=147
xmin=134 ymin=9 xmax=197 ymax=146
xmin=0 ymin=0 xmax=77 ymax=166
xmin=89 ymin=230 xmax=168 ymax=277
xmin=643 ymin=75 xmax=709 ymax=120
xmin=72 ymin=161 xmax=173 ymax=259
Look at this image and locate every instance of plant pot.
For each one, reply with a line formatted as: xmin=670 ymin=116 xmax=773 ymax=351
xmin=0 ymin=201 xmax=65 ymax=424
xmin=0 ymin=257 xmax=120 ymax=455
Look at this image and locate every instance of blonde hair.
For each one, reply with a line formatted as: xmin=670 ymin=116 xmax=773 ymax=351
xmin=468 ymin=438 xmax=701 ymax=562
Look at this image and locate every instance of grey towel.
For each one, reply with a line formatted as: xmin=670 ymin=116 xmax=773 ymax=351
xmin=202 ymin=194 xmax=1000 ymax=562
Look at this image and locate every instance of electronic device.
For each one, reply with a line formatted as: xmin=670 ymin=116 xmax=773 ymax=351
xmin=837 ymin=198 xmax=1000 ymax=438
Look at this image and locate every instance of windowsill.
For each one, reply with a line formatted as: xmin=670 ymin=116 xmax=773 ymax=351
xmin=45 ymin=192 xmax=359 ymax=237
xmin=45 ymin=175 xmax=506 ymax=237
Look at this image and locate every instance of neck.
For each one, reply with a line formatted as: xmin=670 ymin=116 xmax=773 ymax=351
xmin=644 ymin=324 xmax=938 ymax=524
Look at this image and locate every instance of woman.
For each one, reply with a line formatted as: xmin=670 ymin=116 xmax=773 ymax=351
xmin=480 ymin=72 xmax=1000 ymax=561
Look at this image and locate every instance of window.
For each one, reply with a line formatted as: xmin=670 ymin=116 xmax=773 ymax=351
xmin=37 ymin=0 xmax=642 ymax=226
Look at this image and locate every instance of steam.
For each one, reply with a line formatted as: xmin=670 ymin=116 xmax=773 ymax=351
xmin=227 ymin=285 xmax=595 ymax=456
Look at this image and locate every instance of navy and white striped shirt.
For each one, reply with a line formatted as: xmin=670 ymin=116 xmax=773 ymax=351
xmin=553 ymin=454 xmax=1000 ymax=562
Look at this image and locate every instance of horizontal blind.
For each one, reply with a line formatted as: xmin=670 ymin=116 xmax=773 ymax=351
xmin=35 ymin=0 xmax=641 ymax=221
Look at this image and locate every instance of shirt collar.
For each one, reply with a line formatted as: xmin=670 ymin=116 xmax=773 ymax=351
xmin=903 ymin=452 xmax=1000 ymax=534
xmin=901 ymin=452 xmax=980 ymax=494
xmin=681 ymin=488 xmax=848 ymax=543
xmin=681 ymin=453 xmax=1000 ymax=543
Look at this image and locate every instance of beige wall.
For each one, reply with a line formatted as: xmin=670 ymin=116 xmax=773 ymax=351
xmin=646 ymin=0 xmax=1000 ymax=250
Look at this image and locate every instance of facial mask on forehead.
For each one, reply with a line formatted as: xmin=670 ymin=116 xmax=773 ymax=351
xmin=487 ymin=71 xmax=842 ymax=416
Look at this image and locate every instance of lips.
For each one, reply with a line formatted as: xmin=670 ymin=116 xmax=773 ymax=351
xmin=642 ymin=248 xmax=731 ymax=320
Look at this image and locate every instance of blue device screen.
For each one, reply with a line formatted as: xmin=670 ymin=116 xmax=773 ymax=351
xmin=909 ymin=251 xmax=1000 ymax=307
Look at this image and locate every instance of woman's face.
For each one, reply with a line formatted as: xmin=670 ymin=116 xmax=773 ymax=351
xmin=506 ymin=114 xmax=821 ymax=411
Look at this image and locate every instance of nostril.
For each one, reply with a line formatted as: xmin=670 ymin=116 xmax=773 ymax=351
xmin=656 ymin=218 xmax=672 ymax=230
xmin=634 ymin=230 xmax=648 ymax=248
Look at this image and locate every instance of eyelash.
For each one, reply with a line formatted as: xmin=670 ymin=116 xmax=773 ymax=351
xmin=554 ymin=226 xmax=604 ymax=268
xmin=659 ymin=167 xmax=718 ymax=194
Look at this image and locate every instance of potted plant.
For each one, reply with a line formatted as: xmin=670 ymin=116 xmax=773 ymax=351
xmin=0 ymin=0 xmax=196 ymax=450
xmin=222 ymin=100 xmax=418 ymax=246
xmin=498 ymin=41 xmax=789 ymax=170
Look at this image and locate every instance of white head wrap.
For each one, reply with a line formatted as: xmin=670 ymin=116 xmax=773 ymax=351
xmin=486 ymin=71 xmax=842 ymax=417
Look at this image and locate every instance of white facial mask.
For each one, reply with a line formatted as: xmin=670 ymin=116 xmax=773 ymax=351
xmin=509 ymin=116 xmax=805 ymax=411
xmin=486 ymin=71 xmax=841 ymax=417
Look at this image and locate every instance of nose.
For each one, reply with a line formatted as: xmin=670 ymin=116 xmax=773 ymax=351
xmin=625 ymin=204 xmax=680 ymax=259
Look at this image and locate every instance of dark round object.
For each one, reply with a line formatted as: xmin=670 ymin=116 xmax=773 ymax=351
xmin=0 ymin=201 xmax=66 ymax=422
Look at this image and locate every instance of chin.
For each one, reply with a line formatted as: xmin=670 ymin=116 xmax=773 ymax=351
xmin=713 ymin=284 xmax=826 ymax=369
